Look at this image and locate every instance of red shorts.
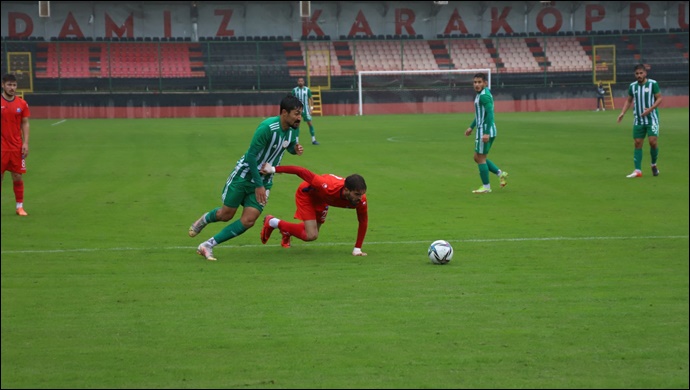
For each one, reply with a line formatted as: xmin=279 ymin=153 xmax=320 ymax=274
xmin=1 ymin=150 xmax=26 ymax=174
xmin=294 ymin=185 xmax=329 ymax=224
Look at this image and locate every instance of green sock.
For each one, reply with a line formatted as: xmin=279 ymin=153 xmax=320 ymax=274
xmin=486 ymin=159 xmax=499 ymax=175
xmin=309 ymin=125 xmax=315 ymax=137
xmin=478 ymin=163 xmax=490 ymax=185
xmin=650 ymin=147 xmax=658 ymax=165
xmin=634 ymin=148 xmax=642 ymax=170
xmin=213 ymin=219 xmax=247 ymax=244
xmin=206 ymin=207 xmax=221 ymax=223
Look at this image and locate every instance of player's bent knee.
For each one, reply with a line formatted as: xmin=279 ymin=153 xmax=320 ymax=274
xmin=239 ymin=218 xmax=257 ymax=228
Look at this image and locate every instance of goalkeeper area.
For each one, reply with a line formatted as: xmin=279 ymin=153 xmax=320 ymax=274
xmin=358 ymin=68 xmax=491 ymax=115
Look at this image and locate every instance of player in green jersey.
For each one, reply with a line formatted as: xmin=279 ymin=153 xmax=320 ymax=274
xmin=188 ymin=95 xmax=304 ymax=261
xmin=617 ymin=64 xmax=663 ymax=178
xmin=464 ymin=73 xmax=508 ymax=194
xmin=291 ymin=77 xmax=319 ymax=145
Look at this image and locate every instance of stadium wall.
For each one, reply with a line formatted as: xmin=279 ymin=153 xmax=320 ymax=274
xmin=2 ymin=1 xmax=688 ymax=40
xmin=27 ymin=86 xmax=688 ymax=119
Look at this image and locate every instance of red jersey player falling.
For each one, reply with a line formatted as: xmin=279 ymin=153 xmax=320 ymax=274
xmin=259 ymin=163 xmax=369 ymax=256
xmin=1 ymin=73 xmax=31 ymax=216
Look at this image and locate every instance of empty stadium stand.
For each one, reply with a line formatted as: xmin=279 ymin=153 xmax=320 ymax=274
xmin=301 ymin=41 xmax=343 ymax=76
xmin=495 ymin=38 xmax=541 ymax=73
xmin=446 ymin=38 xmax=498 ymax=73
xmin=3 ymin=29 xmax=687 ymax=92
xmin=34 ymin=42 xmax=205 ymax=79
xmin=350 ymin=40 xmax=437 ymax=71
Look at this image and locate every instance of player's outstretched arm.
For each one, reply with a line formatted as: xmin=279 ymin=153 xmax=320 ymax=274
xmin=260 ymin=163 xmax=317 ymax=183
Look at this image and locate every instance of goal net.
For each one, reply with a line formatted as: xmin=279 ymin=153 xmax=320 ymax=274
xmin=357 ymin=69 xmax=491 ymax=116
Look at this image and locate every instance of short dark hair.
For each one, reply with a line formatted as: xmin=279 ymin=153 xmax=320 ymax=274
xmin=2 ymin=73 xmax=17 ymax=83
xmin=345 ymin=174 xmax=367 ymax=192
xmin=634 ymin=64 xmax=646 ymax=72
xmin=473 ymin=73 xmax=487 ymax=81
xmin=280 ymin=95 xmax=303 ymax=114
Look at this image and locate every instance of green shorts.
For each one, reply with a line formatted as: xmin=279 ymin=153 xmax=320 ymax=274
xmin=632 ymin=124 xmax=659 ymax=139
xmin=474 ymin=136 xmax=495 ymax=155
xmin=221 ymin=177 xmax=271 ymax=212
xmin=302 ymin=109 xmax=312 ymax=122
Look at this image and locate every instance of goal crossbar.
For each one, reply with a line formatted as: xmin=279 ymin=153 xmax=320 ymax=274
xmin=357 ymin=68 xmax=491 ymax=116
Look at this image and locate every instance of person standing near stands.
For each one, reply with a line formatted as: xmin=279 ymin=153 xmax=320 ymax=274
xmin=1 ymin=73 xmax=31 ymax=216
xmin=464 ymin=72 xmax=508 ymax=194
xmin=291 ymin=77 xmax=319 ymax=145
xmin=596 ymin=82 xmax=606 ymax=111
xmin=617 ymin=64 xmax=663 ymax=178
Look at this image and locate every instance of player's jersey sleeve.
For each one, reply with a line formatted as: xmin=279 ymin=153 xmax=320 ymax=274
xmin=354 ymin=195 xmax=368 ymax=248
xmin=307 ymin=89 xmax=312 ymax=99
xmin=652 ymin=80 xmax=660 ymax=95
xmin=628 ymin=83 xmax=634 ymax=97
xmin=20 ymin=99 xmax=30 ymax=119
xmin=479 ymin=94 xmax=495 ymax=134
xmin=246 ymin=122 xmax=272 ymax=186
xmin=275 ymin=165 xmax=317 ymax=183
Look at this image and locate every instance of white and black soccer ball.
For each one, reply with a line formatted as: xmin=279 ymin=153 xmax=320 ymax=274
xmin=428 ymin=240 xmax=453 ymax=265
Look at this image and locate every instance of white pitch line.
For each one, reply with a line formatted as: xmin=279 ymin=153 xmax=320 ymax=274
xmin=1 ymin=235 xmax=687 ymax=254
xmin=51 ymin=119 xmax=67 ymax=126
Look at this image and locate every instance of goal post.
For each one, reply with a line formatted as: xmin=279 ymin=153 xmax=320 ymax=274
xmin=357 ymin=69 xmax=491 ymax=116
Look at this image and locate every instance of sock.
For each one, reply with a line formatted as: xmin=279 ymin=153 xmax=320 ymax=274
xmin=650 ymin=147 xmax=658 ymax=165
xmin=486 ymin=159 xmax=499 ymax=175
xmin=16 ymin=202 xmax=24 ymax=209
xmin=206 ymin=207 xmax=221 ymax=223
xmin=278 ymin=220 xmax=308 ymax=241
xmin=205 ymin=237 xmax=218 ymax=247
xmin=478 ymin=163 xmax=490 ymax=185
xmin=269 ymin=218 xmax=280 ymax=228
xmin=212 ymin=219 xmax=247 ymax=244
xmin=634 ymin=148 xmax=643 ymax=171
xmin=13 ymin=180 xmax=24 ymax=204
xmin=309 ymin=125 xmax=315 ymax=137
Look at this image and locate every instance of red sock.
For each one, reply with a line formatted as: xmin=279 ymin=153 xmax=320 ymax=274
xmin=278 ymin=220 xmax=307 ymax=240
xmin=13 ymin=180 xmax=24 ymax=203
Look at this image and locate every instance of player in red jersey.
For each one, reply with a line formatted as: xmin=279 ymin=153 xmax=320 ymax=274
xmin=259 ymin=163 xmax=368 ymax=256
xmin=1 ymin=74 xmax=31 ymax=216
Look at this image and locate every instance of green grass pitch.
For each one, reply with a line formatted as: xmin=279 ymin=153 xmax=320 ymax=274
xmin=2 ymin=108 xmax=688 ymax=389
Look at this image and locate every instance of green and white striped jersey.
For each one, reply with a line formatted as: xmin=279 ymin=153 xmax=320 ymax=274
xmin=292 ymin=86 xmax=312 ymax=115
xmin=627 ymin=79 xmax=661 ymax=126
xmin=230 ymin=116 xmax=300 ymax=188
xmin=471 ymin=88 xmax=497 ymax=137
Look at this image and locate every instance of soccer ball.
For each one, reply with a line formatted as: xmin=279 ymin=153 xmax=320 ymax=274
xmin=428 ymin=240 xmax=453 ymax=265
